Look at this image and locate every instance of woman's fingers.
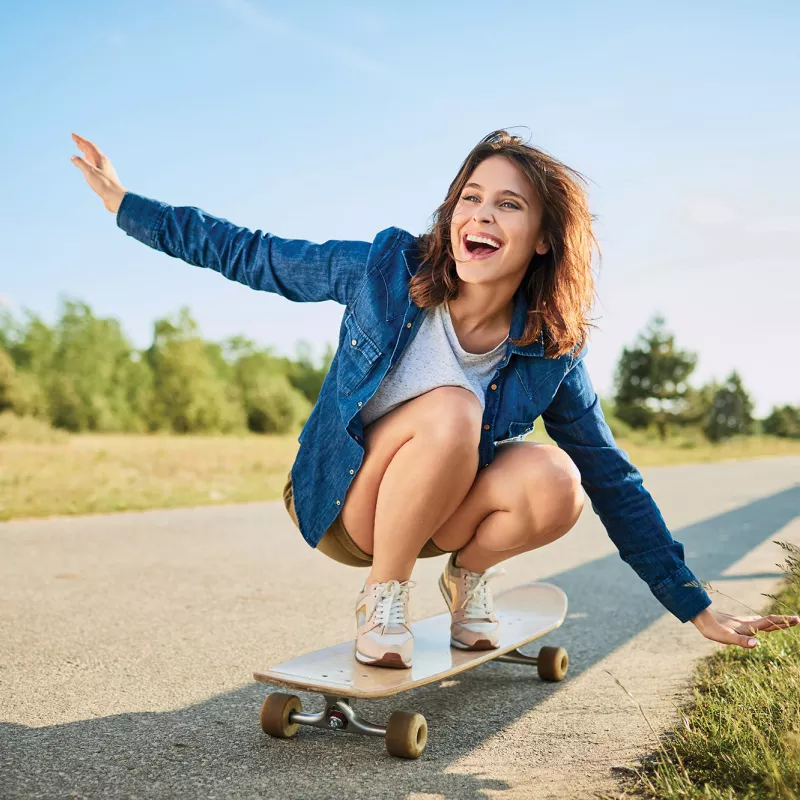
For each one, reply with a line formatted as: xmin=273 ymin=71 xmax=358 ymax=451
xmin=742 ymin=614 xmax=800 ymax=633
xmin=71 ymin=155 xmax=95 ymax=176
xmin=717 ymin=613 xmax=799 ymax=648
xmin=697 ymin=609 xmax=800 ymax=649
xmin=72 ymin=132 xmax=105 ymax=167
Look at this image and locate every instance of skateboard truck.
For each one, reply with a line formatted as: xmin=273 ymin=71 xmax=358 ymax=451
xmin=496 ymin=647 xmax=541 ymax=666
xmin=260 ymin=691 xmax=428 ymax=759
xmin=293 ymin=695 xmax=387 ymax=737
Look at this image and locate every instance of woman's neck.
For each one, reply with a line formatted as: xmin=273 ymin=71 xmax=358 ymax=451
xmin=447 ymin=283 xmax=515 ymax=353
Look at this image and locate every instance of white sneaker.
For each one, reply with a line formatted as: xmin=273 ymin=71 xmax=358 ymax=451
xmin=438 ymin=551 xmax=505 ymax=650
xmin=354 ymin=579 xmax=415 ymax=668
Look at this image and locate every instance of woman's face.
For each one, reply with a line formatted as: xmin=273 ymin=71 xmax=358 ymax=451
xmin=450 ymin=155 xmax=549 ymax=286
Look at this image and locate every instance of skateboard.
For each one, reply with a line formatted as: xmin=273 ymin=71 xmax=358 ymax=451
xmin=253 ymin=581 xmax=568 ymax=759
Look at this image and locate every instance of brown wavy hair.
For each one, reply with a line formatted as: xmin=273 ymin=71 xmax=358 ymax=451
xmin=410 ymin=129 xmax=601 ymax=359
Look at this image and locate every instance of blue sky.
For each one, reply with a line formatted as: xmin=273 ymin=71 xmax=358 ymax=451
xmin=1 ymin=0 xmax=797 ymax=415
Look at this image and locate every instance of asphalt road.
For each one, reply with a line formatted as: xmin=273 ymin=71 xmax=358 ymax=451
xmin=1 ymin=456 xmax=798 ymax=800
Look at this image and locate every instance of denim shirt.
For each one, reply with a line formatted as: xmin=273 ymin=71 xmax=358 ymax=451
xmin=116 ymin=191 xmax=713 ymax=624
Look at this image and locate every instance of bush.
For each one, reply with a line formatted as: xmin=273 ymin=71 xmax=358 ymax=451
xmin=763 ymin=405 xmax=800 ymax=439
xmin=244 ymin=373 xmax=312 ymax=434
xmin=0 ymin=411 xmax=68 ymax=443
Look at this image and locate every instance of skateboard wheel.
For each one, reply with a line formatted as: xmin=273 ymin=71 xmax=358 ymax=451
xmin=385 ymin=711 xmax=427 ymax=759
xmin=537 ymin=646 xmax=568 ymax=681
xmin=260 ymin=692 xmax=302 ymax=738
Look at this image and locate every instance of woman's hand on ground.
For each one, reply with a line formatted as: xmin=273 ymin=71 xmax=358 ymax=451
xmin=691 ymin=606 xmax=799 ymax=649
xmin=70 ymin=133 xmax=127 ymax=214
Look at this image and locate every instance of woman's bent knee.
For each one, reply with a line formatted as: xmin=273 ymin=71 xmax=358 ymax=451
xmin=412 ymin=387 xmax=483 ymax=448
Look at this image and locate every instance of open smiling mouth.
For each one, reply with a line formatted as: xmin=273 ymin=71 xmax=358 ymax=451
xmin=463 ymin=234 xmax=503 ymax=259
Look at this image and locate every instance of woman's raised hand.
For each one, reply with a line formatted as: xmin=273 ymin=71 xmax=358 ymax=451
xmin=70 ymin=133 xmax=127 ymax=214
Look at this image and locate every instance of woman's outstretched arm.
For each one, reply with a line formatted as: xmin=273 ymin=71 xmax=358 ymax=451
xmin=70 ymin=133 xmax=370 ymax=305
xmin=541 ymin=346 xmax=800 ymax=648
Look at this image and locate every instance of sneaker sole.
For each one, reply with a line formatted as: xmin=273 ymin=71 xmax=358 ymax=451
xmin=438 ymin=574 xmax=500 ymax=651
xmin=354 ymin=647 xmax=411 ymax=669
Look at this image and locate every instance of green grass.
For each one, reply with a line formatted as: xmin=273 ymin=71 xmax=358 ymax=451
xmin=606 ymin=541 xmax=800 ymax=799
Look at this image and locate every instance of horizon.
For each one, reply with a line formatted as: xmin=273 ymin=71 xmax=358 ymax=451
xmin=2 ymin=0 xmax=798 ymax=416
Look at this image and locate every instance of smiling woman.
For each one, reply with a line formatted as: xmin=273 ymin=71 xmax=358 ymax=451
xmin=70 ymin=128 xmax=799 ymax=672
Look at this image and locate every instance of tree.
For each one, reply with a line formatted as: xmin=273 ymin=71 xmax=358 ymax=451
xmin=226 ymin=338 xmax=312 ymax=433
xmin=763 ymin=405 xmax=800 ymax=439
xmin=0 ymin=315 xmax=50 ymax=421
xmin=613 ymin=314 xmax=697 ymax=440
xmin=47 ymin=299 xmax=147 ymax=431
xmin=675 ymin=382 xmax=717 ymax=428
xmin=703 ymin=370 xmax=755 ymax=442
xmin=145 ymin=307 xmax=246 ymax=433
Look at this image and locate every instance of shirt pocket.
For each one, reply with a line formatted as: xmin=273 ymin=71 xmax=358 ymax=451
xmin=496 ymin=419 xmax=536 ymax=445
xmin=340 ymin=310 xmax=382 ymax=396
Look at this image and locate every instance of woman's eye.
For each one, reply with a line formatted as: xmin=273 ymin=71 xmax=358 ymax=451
xmin=460 ymin=194 xmax=519 ymax=210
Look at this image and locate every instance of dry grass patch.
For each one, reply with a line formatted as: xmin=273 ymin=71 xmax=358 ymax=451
xmin=0 ymin=432 xmax=299 ymax=521
xmin=1 ymin=426 xmax=799 ymax=521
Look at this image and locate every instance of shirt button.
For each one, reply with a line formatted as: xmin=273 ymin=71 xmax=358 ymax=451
xmin=490 ymin=384 xmax=497 ymax=390
xmin=483 ymin=424 xmax=490 ymax=430
xmin=358 ymin=401 xmax=362 ymax=406
xmin=336 ymin=499 xmax=341 ymax=505
xmin=483 ymin=463 xmax=488 ymax=468
xmin=351 ymin=339 xmax=357 ymax=346
xmin=354 ymin=435 xmax=359 ymax=441
xmin=406 ymin=322 xmax=412 ymax=328
xmin=350 ymin=469 xmax=354 ymax=474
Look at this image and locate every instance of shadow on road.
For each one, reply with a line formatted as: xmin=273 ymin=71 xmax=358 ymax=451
xmin=2 ymin=485 xmax=797 ymax=799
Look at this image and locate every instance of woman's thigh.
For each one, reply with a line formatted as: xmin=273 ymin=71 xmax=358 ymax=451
xmin=429 ymin=440 xmax=584 ymax=553
xmin=339 ymin=386 xmax=482 ymax=554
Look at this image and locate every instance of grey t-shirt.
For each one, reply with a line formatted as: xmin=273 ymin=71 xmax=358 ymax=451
xmin=359 ymin=301 xmax=508 ymax=428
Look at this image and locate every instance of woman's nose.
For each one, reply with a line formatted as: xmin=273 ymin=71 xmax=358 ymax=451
xmin=473 ymin=205 xmax=494 ymax=223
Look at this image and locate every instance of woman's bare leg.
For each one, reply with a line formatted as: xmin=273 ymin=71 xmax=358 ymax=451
xmin=340 ymin=386 xmax=483 ymax=583
xmin=430 ymin=440 xmax=585 ymax=572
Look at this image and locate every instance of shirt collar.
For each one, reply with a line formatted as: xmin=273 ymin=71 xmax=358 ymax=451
xmin=508 ymin=283 xmax=545 ymax=357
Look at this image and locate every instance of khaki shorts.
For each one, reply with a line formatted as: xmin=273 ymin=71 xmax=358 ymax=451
xmin=282 ymin=470 xmax=453 ymax=566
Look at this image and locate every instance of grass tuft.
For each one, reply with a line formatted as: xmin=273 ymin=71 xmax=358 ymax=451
xmin=606 ymin=541 xmax=800 ymax=799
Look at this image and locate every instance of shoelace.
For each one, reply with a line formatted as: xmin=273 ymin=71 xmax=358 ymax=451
xmin=460 ymin=566 xmax=506 ymax=619
xmin=372 ymin=579 xmax=416 ymax=634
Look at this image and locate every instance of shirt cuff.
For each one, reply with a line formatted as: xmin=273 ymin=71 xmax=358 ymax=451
xmin=650 ymin=563 xmax=713 ymax=623
xmin=116 ymin=191 xmax=169 ymax=249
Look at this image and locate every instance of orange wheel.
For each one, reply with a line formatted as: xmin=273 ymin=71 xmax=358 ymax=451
xmin=385 ymin=710 xmax=427 ymax=759
xmin=537 ymin=646 xmax=568 ymax=681
xmin=260 ymin=692 xmax=302 ymax=738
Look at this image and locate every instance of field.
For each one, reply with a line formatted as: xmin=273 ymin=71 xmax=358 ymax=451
xmin=2 ymin=422 xmax=799 ymax=521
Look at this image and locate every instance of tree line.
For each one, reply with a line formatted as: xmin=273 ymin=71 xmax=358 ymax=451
xmin=0 ymin=300 xmax=797 ymax=441
xmin=0 ymin=300 xmax=331 ymax=436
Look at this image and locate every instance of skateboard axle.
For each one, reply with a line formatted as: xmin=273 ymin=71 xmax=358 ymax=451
xmin=495 ymin=647 xmax=539 ymax=666
xmin=288 ymin=695 xmax=387 ymax=738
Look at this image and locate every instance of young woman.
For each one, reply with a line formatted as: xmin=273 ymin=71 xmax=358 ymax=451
xmin=71 ymin=129 xmax=798 ymax=669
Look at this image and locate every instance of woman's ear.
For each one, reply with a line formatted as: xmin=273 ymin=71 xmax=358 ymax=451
xmin=535 ymin=237 xmax=550 ymax=256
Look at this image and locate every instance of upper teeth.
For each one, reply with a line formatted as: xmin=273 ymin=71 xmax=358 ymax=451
xmin=466 ymin=234 xmax=501 ymax=249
